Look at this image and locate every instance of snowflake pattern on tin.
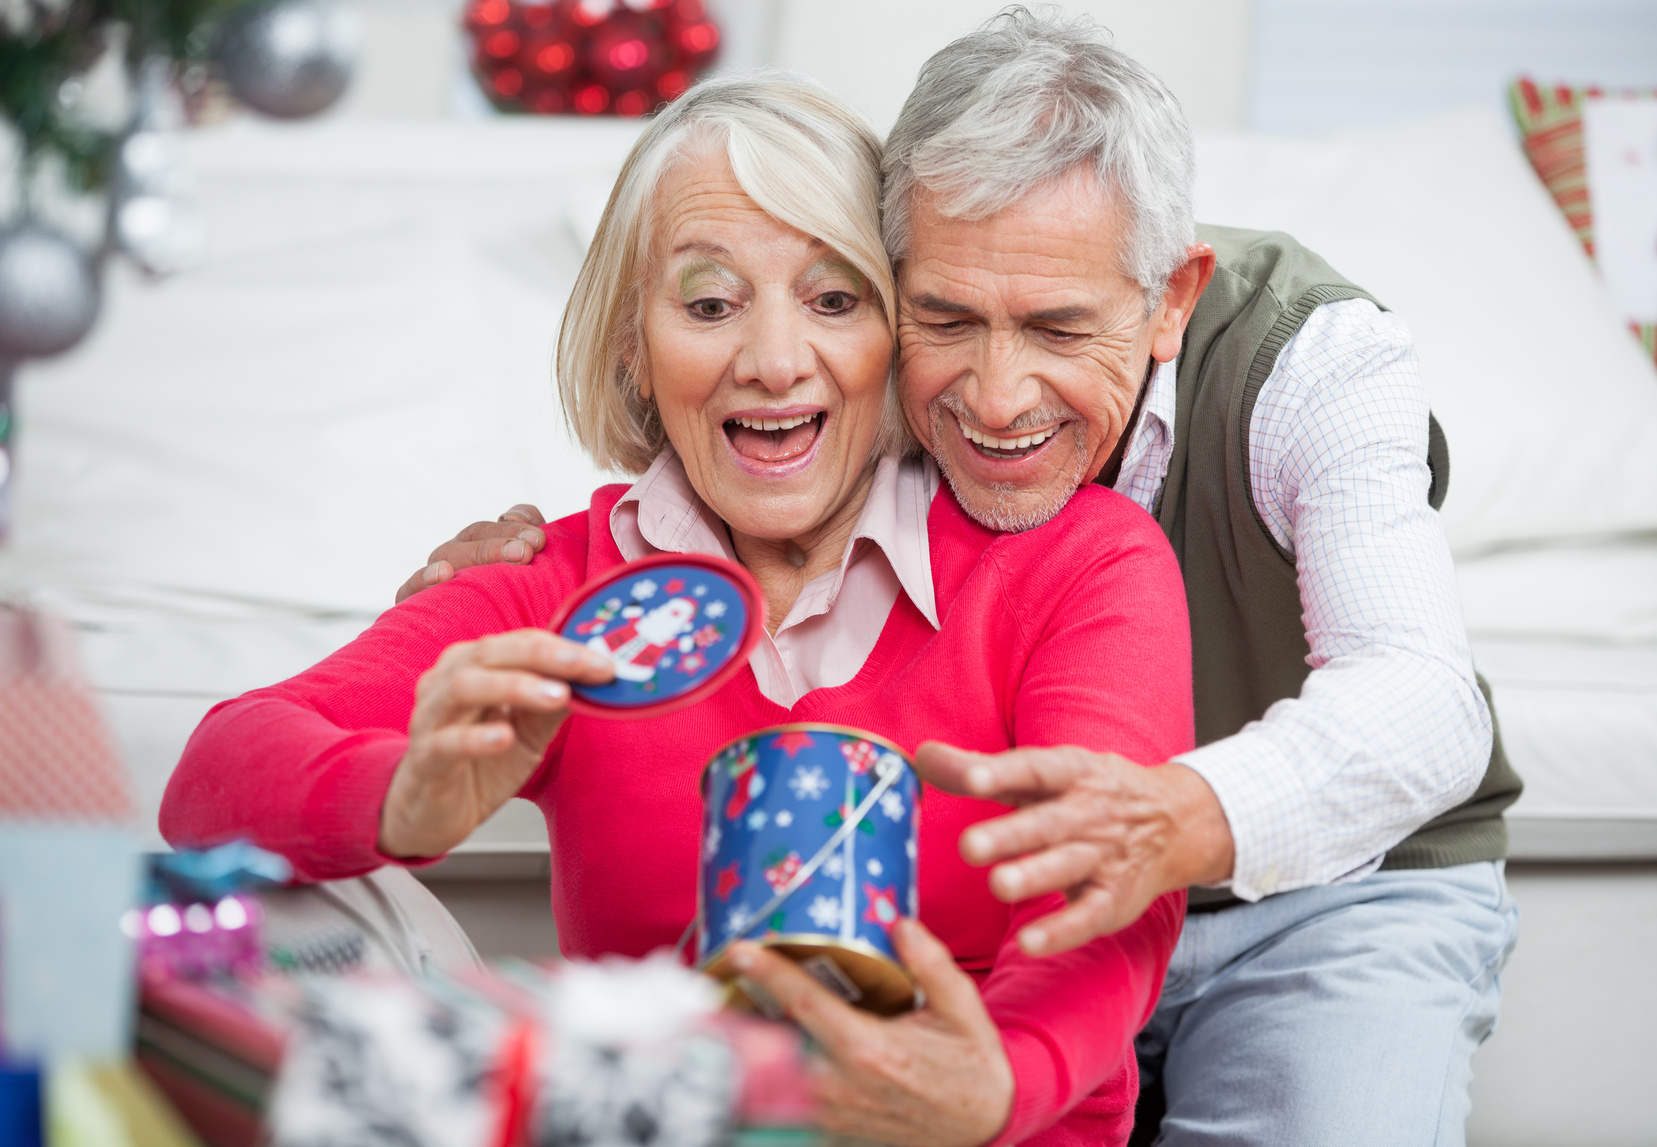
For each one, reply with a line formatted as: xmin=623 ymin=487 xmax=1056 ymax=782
xmin=746 ymin=809 xmax=768 ymax=831
xmin=629 ymin=579 xmax=658 ymax=600
xmin=703 ymin=822 xmax=721 ymax=860
xmin=705 ymin=600 xmax=727 ymax=619
xmin=820 ymin=850 xmax=846 ymax=880
xmin=774 ymin=809 xmax=793 ymax=827
xmin=867 ymin=859 xmax=883 ymax=876
xmin=879 ymin=790 xmax=906 ymax=821
xmin=807 ymin=895 xmax=843 ymax=930
xmin=788 ymin=765 xmax=830 ymax=801
xmin=724 ymin=904 xmax=755 ymax=938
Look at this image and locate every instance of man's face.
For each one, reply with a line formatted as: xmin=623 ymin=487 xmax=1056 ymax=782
xmin=896 ymin=167 xmax=1159 ymax=532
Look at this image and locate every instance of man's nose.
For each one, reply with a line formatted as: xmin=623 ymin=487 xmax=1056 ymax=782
xmin=736 ymin=298 xmax=815 ymax=393
xmin=964 ymin=336 xmax=1043 ymax=429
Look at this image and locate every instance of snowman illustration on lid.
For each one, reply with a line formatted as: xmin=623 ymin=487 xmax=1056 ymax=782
xmin=587 ymin=595 xmax=700 ymax=683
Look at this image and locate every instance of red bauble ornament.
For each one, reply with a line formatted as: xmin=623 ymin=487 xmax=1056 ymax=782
xmin=462 ymin=0 xmax=721 ymax=118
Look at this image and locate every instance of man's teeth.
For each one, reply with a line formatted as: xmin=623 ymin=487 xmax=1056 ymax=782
xmin=960 ymin=423 xmax=1058 ymax=452
xmin=732 ymin=413 xmax=816 ymax=432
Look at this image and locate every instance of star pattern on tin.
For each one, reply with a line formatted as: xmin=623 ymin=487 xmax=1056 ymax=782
xmin=863 ymin=884 xmax=899 ymax=929
xmin=715 ymin=861 xmax=743 ymax=901
xmin=664 ymin=578 xmax=685 ymax=594
xmin=772 ymin=730 xmax=815 ymax=757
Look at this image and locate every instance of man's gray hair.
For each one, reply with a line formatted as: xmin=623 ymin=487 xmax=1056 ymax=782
xmin=883 ymin=6 xmax=1196 ymax=305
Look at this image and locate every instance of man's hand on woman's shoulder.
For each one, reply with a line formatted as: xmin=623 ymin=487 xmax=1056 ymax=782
xmin=395 ymin=504 xmax=549 ymax=603
xmin=915 ymin=743 xmax=1236 ymax=953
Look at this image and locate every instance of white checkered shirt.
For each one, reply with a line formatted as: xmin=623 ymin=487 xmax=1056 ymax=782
xmin=1114 ymin=298 xmax=1493 ymax=901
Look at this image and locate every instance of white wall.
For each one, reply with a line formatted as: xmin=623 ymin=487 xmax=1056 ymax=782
xmin=770 ymin=0 xmax=1257 ymax=133
xmin=1252 ymin=0 xmax=1657 ymax=132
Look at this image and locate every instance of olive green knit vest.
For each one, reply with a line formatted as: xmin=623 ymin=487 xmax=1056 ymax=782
xmin=1149 ymin=225 xmax=1522 ymax=903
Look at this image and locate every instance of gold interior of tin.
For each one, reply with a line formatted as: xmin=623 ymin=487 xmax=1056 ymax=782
xmin=703 ymin=935 xmax=917 ymax=1017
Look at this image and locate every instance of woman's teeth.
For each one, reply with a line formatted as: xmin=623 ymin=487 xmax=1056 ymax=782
xmin=732 ymin=413 xmax=816 ymax=432
xmin=960 ymin=423 xmax=1058 ymax=452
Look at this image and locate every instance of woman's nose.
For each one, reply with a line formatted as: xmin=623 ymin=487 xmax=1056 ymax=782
xmin=735 ymin=299 xmax=815 ymax=393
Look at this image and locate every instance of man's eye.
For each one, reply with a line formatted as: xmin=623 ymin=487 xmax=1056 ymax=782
xmin=691 ymin=299 xmax=730 ymax=319
xmin=1041 ymin=327 xmax=1082 ymax=342
xmin=930 ymin=320 xmax=967 ymax=333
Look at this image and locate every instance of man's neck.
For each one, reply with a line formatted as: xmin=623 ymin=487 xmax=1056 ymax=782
xmin=1095 ymin=356 xmax=1158 ymax=490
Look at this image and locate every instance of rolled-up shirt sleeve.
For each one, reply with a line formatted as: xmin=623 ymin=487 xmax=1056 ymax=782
xmin=1175 ymin=300 xmax=1491 ymax=901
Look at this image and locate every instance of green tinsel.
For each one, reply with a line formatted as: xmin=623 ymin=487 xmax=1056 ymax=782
xmin=0 ymin=0 xmax=244 ymax=193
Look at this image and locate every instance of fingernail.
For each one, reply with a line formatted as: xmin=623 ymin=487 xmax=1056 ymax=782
xmin=962 ymin=828 xmax=988 ymax=859
xmin=1023 ymin=926 xmax=1047 ymax=952
xmin=518 ymin=528 xmax=542 ymax=546
xmin=730 ymin=944 xmax=755 ymax=972
xmin=503 ymin=539 xmax=527 ymax=562
xmin=552 ymin=645 xmax=580 ymax=667
xmin=538 ymin=681 xmax=567 ymax=701
xmin=421 ymin=562 xmax=443 ymax=585
xmin=967 ymin=765 xmax=994 ymax=792
xmin=998 ymin=867 xmax=1024 ymax=896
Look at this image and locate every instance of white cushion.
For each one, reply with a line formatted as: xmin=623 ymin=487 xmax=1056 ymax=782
xmin=1193 ymin=104 xmax=1657 ymax=556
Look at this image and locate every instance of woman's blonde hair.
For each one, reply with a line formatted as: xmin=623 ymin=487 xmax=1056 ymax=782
xmin=557 ymin=75 xmax=903 ymax=476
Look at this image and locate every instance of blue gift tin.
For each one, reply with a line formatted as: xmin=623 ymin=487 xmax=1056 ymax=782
xmin=697 ymin=724 xmax=921 ymax=1014
xmin=548 ymin=553 xmax=763 ymax=721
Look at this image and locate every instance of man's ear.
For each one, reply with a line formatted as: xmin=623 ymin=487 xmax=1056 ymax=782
xmin=1150 ymin=243 xmax=1217 ymax=364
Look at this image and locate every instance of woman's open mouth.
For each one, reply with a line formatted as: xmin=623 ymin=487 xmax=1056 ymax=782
xmin=724 ymin=410 xmax=826 ymax=474
xmin=958 ymin=417 xmax=1062 ymax=462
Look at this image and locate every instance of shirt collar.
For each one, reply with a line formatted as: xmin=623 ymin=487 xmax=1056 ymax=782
xmin=609 ymin=450 xmax=940 ymax=630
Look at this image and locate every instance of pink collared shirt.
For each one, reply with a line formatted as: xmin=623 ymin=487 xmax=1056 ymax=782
xmin=609 ymin=451 xmax=941 ymax=707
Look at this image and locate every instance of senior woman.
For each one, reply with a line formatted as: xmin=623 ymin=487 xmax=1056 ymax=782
xmin=162 ymin=78 xmax=1192 ymax=1147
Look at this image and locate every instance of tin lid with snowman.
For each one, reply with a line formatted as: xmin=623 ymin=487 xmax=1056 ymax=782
xmin=548 ymin=553 xmax=764 ymax=720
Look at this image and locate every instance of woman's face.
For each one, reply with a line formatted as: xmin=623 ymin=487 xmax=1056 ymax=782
xmin=637 ymin=151 xmax=893 ymax=542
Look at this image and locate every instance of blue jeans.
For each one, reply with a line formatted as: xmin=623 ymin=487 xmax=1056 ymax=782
xmin=1134 ymin=861 xmax=1519 ymax=1146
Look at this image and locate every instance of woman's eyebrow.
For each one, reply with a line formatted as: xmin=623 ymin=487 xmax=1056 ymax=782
xmin=678 ymin=256 xmax=743 ymax=296
xmin=802 ymin=256 xmax=866 ymax=289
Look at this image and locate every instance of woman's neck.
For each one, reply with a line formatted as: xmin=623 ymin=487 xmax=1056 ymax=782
xmin=729 ymin=465 xmax=878 ymax=635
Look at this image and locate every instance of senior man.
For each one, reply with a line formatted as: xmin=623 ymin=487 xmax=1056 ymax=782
xmin=406 ymin=10 xmax=1521 ymax=1145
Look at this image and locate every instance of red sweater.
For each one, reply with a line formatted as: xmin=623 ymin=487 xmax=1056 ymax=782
xmin=163 ymin=481 xmax=1193 ymax=1146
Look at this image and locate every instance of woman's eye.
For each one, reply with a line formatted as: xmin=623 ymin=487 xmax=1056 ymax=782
xmin=815 ymin=291 xmax=856 ymax=313
xmin=690 ymin=298 xmax=731 ymax=319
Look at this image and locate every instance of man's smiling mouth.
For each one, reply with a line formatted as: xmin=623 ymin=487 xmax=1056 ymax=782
xmin=957 ymin=416 xmax=1061 ymax=461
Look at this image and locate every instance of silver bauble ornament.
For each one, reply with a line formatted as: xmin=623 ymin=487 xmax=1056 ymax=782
xmin=215 ymin=0 xmax=360 ymax=120
xmin=0 ymin=225 xmax=102 ymax=359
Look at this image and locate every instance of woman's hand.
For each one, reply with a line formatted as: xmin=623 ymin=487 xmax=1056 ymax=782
xmin=378 ymin=629 xmax=613 ymax=859
xmin=727 ymin=918 xmax=1014 ymax=1147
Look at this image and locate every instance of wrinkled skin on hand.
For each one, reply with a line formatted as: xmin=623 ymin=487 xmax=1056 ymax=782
xmin=727 ymin=918 xmax=1014 ymax=1147
xmin=913 ymin=742 xmax=1235 ymax=954
xmin=395 ymin=505 xmax=548 ymax=604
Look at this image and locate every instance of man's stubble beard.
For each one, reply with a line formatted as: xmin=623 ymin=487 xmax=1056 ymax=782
xmin=927 ymin=390 xmax=1092 ymax=533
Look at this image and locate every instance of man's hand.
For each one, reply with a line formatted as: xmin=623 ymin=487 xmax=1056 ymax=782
xmin=395 ymin=505 xmax=548 ymax=604
xmin=727 ymin=918 xmax=1013 ymax=1147
xmin=914 ymin=743 xmax=1235 ymax=955
xmin=378 ymin=629 xmax=613 ymax=859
